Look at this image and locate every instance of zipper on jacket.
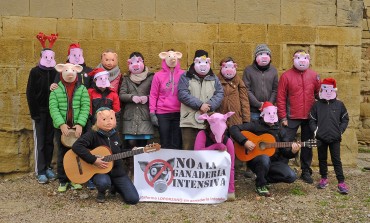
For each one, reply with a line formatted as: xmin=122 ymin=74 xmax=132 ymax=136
xmin=301 ymin=72 xmax=305 ymax=117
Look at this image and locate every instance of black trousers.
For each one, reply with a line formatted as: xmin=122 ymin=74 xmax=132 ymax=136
xmin=55 ymin=129 xmax=71 ymax=184
xmin=157 ymin=112 xmax=182 ymax=149
xmin=317 ymin=140 xmax=345 ymax=183
xmin=284 ymin=119 xmax=313 ymax=172
xmin=32 ymin=112 xmax=54 ymax=175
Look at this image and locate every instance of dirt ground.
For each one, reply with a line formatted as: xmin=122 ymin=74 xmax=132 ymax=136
xmin=1 ymin=154 xmax=369 ymax=223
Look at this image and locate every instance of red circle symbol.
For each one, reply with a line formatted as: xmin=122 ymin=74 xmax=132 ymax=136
xmin=143 ymin=159 xmax=174 ymax=187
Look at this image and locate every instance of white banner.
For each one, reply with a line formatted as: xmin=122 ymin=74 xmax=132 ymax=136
xmin=134 ymin=149 xmax=231 ymax=204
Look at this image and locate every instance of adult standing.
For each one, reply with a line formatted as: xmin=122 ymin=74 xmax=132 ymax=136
xmin=276 ymin=49 xmax=320 ymax=184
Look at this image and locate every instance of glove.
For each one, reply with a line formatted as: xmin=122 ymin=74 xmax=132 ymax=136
xmin=132 ymin=96 xmax=141 ymax=104
xmin=140 ymin=96 xmax=148 ymax=104
xmin=150 ymin=113 xmax=159 ymax=127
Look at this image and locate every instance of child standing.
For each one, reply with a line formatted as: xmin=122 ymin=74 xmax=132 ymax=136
xmin=309 ymin=78 xmax=349 ymax=194
xmin=49 ymin=63 xmax=90 ymax=192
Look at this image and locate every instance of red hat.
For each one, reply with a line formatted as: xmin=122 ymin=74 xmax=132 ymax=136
xmin=88 ymin=68 xmax=109 ymax=79
xmin=321 ymin=78 xmax=336 ymax=88
xmin=260 ymin=101 xmax=274 ymax=111
xmin=68 ymin=43 xmax=81 ymax=55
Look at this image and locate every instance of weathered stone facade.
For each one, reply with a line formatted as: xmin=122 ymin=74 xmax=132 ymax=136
xmin=0 ymin=0 xmax=364 ymax=174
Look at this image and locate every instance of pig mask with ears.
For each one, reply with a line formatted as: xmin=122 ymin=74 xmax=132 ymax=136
xmin=256 ymin=52 xmax=271 ymax=67
xmin=55 ymin=63 xmax=83 ymax=83
xmin=127 ymin=56 xmax=145 ymax=74
xmin=68 ymin=47 xmax=84 ymax=65
xmin=194 ymin=56 xmax=211 ymax=76
xmin=221 ymin=61 xmax=237 ymax=79
xmin=319 ymin=84 xmax=337 ymax=100
xmin=40 ymin=49 xmax=56 ymax=68
xmin=260 ymin=105 xmax=278 ymax=124
xmin=293 ymin=52 xmax=310 ymax=71
xmin=159 ymin=51 xmax=183 ymax=68
xmin=96 ymin=109 xmax=117 ymax=132
xmin=198 ymin=112 xmax=235 ymax=143
xmin=102 ymin=52 xmax=118 ymax=70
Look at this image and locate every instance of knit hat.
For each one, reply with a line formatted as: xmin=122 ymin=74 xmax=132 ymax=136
xmin=254 ymin=44 xmax=271 ymax=57
xmin=68 ymin=43 xmax=81 ymax=55
xmin=321 ymin=78 xmax=336 ymax=89
xmin=88 ymin=68 xmax=109 ymax=80
xmin=193 ymin=50 xmax=208 ymax=60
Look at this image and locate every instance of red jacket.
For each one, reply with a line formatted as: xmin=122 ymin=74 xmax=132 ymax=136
xmin=277 ymin=68 xmax=320 ymax=120
xmin=88 ymin=87 xmax=121 ymax=116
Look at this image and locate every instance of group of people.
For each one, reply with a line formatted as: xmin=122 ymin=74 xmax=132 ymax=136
xmin=26 ymin=32 xmax=349 ymax=205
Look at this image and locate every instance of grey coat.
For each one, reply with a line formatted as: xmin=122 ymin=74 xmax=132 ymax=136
xmin=119 ymin=73 xmax=154 ymax=135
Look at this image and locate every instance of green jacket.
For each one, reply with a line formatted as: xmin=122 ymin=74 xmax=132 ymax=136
xmin=49 ymin=81 xmax=90 ymax=128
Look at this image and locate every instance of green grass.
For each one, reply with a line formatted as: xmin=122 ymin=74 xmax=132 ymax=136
xmin=358 ymin=147 xmax=370 ymax=153
xmin=290 ymin=185 xmax=306 ymax=196
xmin=319 ymin=200 xmax=328 ymax=206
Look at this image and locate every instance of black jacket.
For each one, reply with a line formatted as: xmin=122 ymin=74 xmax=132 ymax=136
xmin=26 ymin=66 xmax=58 ymax=120
xmin=229 ymin=119 xmax=296 ymax=163
xmin=72 ymin=129 xmax=126 ymax=178
xmin=309 ymin=99 xmax=349 ymax=143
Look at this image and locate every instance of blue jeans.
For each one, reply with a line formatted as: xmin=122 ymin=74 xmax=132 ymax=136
xmin=250 ymin=112 xmax=261 ymax=121
xmin=93 ymin=174 xmax=139 ymax=205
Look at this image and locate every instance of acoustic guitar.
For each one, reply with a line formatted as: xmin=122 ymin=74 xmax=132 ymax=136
xmin=64 ymin=143 xmax=160 ymax=184
xmin=234 ymin=131 xmax=316 ymax=161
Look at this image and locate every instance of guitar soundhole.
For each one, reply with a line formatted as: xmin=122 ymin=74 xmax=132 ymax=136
xmin=259 ymin=142 xmax=266 ymax=150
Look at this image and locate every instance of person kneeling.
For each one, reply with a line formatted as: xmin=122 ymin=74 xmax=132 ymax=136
xmin=229 ymin=102 xmax=300 ymax=197
xmin=72 ymin=107 xmax=139 ymax=204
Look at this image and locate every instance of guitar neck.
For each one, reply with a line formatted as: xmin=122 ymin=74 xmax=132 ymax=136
xmin=103 ymin=148 xmax=145 ymax=162
xmin=266 ymin=141 xmax=306 ymax=148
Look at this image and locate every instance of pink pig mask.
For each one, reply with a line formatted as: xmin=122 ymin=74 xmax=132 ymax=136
xmin=198 ymin=112 xmax=235 ymax=143
xmin=55 ymin=63 xmax=83 ymax=83
xmin=40 ymin=49 xmax=56 ymax=68
xmin=319 ymin=84 xmax=337 ymax=100
xmin=95 ymin=73 xmax=110 ymax=88
xmin=293 ymin=52 xmax=310 ymax=71
xmin=159 ymin=51 xmax=182 ymax=68
xmin=68 ymin=48 xmax=84 ymax=65
xmin=221 ymin=61 xmax=237 ymax=79
xmin=256 ymin=52 xmax=271 ymax=67
xmin=260 ymin=105 xmax=278 ymax=124
xmin=127 ymin=56 xmax=145 ymax=74
xmin=194 ymin=56 xmax=211 ymax=76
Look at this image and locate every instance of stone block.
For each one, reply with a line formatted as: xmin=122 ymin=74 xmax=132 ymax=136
xmin=268 ymin=25 xmax=316 ymax=44
xmin=362 ymin=118 xmax=370 ymax=128
xmin=57 ymin=19 xmax=93 ymax=40
xmin=198 ymin=0 xmax=235 ymax=23
xmin=73 ymin=0 xmax=122 ymax=20
xmin=162 ymin=42 xmax=188 ymax=70
xmin=156 ymin=0 xmax=197 ymax=23
xmin=2 ymin=16 xmax=57 ymax=38
xmin=0 ymin=131 xmax=32 ymax=173
xmin=360 ymin=103 xmax=370 ymax=117
xmin=93 ymin=20 xmax=140 ymax=40
xmin=281 ymin=0 xmax=336 ymax=26
xmin=268 ymin=44 xmax=282 ymax=70
xmin=282 ymin=44 xmax=311 ymax=70
xmin=235 ymin=0 xmax=280 ymax=24
xmin=339 ymin=129 xmax=359 ymax=167
xmin=315 ymin=45 xmax=337 ymax=71
xmin=140 ymin=22 xmax=174 ymax=42
xmin=17 ymin=66 xmax=35 ymax=94
xmin=0 ymin=1 xmax=29 ymax=16
xmin=78 ymin=40 xmax=121 ymax=68
xmin=337 ymin=0 xmax=363 ymax=27
xmin=173 ymin=23 xmax=218 ymax=43
xmin=363 ymin=19 xmax=370 ymax=31
xmin=214 ymin=43 xmax=253 ymax=72
xmin=219 ymin=24 xmax=267 ymax=43
xmin=187 ymin=43 xmax=213 ymax=69
xmin=338 ymin=46 xmax=362 ymax=72
xmin=0 ymin=68 xmax=17 ymax=93
xmin=317 ymin=27 xmax=362 ymax=45
xmin=30 ymin=0 xmax=72 ymax=18
xmin=0 ymin=39 xmax=34 ymax=67
xmin=122 ymin=0 xmax=155 ymax=21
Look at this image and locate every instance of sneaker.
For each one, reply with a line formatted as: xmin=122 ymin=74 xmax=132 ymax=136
xmin=70 ymin=182 xmax=83 ymax=190
xmin=45 ymin=168 xmax=56 ymax=181
xmin=317 ymin=178 xmax=329 ymax=189
xmin=86 ymin=179 xmax=96 ymax=190
xmin=37 ymin=175 xmax=49 ymax=184
xmin=227 ymin=192 xmax=236 ymax=201
xmin=58 ymin=182 xmax=70 ymax=192
xmin=300 ymin=171 xmax=313 ymax=184
xmin=338 ymin=182 xmax=349 ymax=194
xmin=96 ymin=192 xmax=106 ymax=203
xmin=255 ymin=186 xmax=271 ymax=197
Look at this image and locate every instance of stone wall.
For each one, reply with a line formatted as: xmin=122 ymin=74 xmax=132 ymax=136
xmin=0 ymin=0 xmax=364 ymax=174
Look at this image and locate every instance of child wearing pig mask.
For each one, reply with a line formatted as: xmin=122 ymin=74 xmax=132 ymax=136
xmin=243 ymin=44 xmax=278 ymax=121
xmin=178 ymin=50 xmax=224 ymax=150
xmin=194 ymin=112 xmax=236 ymax=201
xmin=230 ymin=102 xmax=300 ymax=197
xmin=216 ymin=57 xmax=250 ymax=127
xmin=96 ymin=49 xmax=122 ymax=93
xmin=149 ymin=49 xmax=185 ymax=149
xmin=277 ymin=49 xmax=320 ymax=184
xmin=309 ymin=78 xmax=349 ymax=194
xmin=49 ymin=63 xmax=90 ymax=192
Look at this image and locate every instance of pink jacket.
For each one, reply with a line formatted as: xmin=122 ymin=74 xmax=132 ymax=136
xmin=149 ymin=60 xmax=184 ymax=114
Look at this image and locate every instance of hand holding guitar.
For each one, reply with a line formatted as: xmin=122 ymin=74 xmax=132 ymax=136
xmin=244 ymin=140 xmax=256 ymax=152
xmin=291 ymin=142 xmax=301 ymax=154
xmin=94 ymin=157 xmax=109 ymax=169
